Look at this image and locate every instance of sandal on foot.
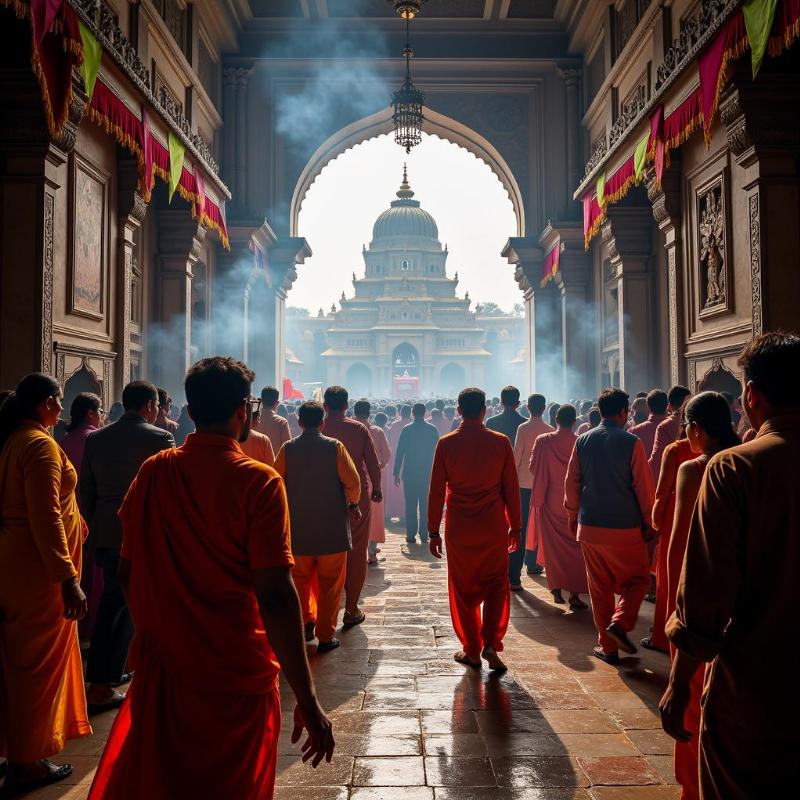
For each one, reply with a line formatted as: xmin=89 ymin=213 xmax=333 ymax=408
xmin=481 ymin=647 xmax=508 ymax=672
xmin=509 ymin=582 xmax=524 ymax=592
xmin=317 ymin=638 xmax=341 ymax=652
xmin=88 ymin=691 xmax=126 ymax=715
xmin=552 ymin=589 xmax=566 ymax=604
xmin=593 ymin=646 xmax=620 ymax=665
xmin=569 ymin=595 xmax=588 ymax=610
xmin=453 ymin=651 xmax=482 ymax=668
xmin=606 ymin=622 xmax=638 ymax=654
xmin=639 ymin=636 xmax=668 ymax=653
xmin=4 ymin=760 xmax=73 ymax=793
xmin=342 ymin=612 xmax=366 ymax=627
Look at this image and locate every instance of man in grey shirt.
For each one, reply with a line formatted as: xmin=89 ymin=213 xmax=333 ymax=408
xmin=393 ymin=402 xmax=439 ymax=545
xmin=80 ymin=380 xmax=174 ymax=711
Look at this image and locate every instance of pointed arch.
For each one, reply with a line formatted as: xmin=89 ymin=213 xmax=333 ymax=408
xmin=290 ymin=107 xmax=525 ymax=238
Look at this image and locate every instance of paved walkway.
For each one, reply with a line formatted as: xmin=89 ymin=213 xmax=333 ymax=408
xmin=17 ymin=524 xmax=680 ymax=799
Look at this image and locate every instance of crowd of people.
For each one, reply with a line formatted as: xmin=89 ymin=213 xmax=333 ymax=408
xmin=0 ymin=330 xmax=797 ymax=799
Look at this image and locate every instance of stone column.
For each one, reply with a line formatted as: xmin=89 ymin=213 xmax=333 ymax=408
xmin=559 ymin=67 xmax=582 ymax=216
xmin=221 ymin=67 xmax=238 ymax=197
xmin=601 ymin=207 xmax=655 ymax=393
xmin=720 ymin=63 xmax=800 ymax=334
xmin=235 ymin=67 xmax=253 ymax=214
xmin=0 ymin=68 xmax=84 ymax=386
xmin=155 ymin=212 xmax=206 ymax=400
xmin=502 ymin=237 xmax=565 ymax=395
xmin=116 ymin=158 xmax=147 ymax=390
xmin=647 ymin=160 xmax=683 ymax=386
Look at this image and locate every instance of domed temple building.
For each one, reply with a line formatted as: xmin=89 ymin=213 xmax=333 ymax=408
xmin=285 ymin=170 xmax=525 ymax=398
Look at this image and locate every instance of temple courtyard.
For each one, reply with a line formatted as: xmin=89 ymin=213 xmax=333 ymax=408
xmin=17 ymin=525 xmax=684 ymax=800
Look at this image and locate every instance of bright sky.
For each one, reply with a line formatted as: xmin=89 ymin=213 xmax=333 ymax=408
xmin=291 ymin=133 xmax=520 ymax=313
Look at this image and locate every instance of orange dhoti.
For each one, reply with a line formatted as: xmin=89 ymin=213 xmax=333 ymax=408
xmin=579 ymin=525 xmax=650 ymax=653
xmin=89 ymin=645 xmax=281 ymax=800
xmin=293 ymin=553 xmax=347 ymax=642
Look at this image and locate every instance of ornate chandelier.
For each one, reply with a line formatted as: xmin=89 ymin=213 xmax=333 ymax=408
xmin=390 ymin=2 xmax=425 ymax=154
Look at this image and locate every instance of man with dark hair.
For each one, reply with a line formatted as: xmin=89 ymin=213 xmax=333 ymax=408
xmin=661 ymin=332 xmax=800 ymax=799
xmin=529 ymin=404 xmax=588 ymax=608
xmin=428 ymin=388 xmax=521 ymax=671
xmin=322 ymin=386 xmax=382 ymax=626
xmin=89 ymin=358 xmax=333 ymax=800
xmin=649 ymin=384 xmax=692 ymax=478
xmin=274 ymin=401 xmax=361 ymax=652
xmin=259 ymin=385 xmax=291 ymax=456
xmin=80 ymin=381 xmax=174 ymax=712
xmin=155 ymin=387 xmax=178 ymax=434
xmin=240 ymin=399 xmax=275 ymax=466
xmin=629 ymin=397 xmax=649 ymax=427
xmin=512 ymin=393 xmax=553 ymax=584
xmin=565 ymin=388 xmax=655 ymax=663
xmin=393 ymin=402 xmax=439 ymax=544
xmin=629 ymin=389 xmax=669 ymax=462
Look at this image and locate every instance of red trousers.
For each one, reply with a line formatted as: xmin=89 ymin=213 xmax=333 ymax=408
xmin=448 ymin=573 xmax=509 ymax=660
xmin=344 ymin=498 xmax=371 ymax=614
xmin=649 ymin=529 xmax=671 ymax=650
xmin=672 ymin=649 xmax=704 ymax=800
xmin=579 ymin=525 xmax=650 ymax=652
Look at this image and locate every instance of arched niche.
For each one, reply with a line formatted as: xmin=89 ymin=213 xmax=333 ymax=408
xmin=698 ymin=357 xmax=742 ymax=396
xmin=392 ymin=343 xmax=420 ymax=377
xmin=290 ymin=107 xmax=526 ymax=239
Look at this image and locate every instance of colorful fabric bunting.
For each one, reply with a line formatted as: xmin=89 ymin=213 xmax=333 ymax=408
xmin=167 ymin=130 xmax=185 ymax=203
xmin=540 ymin=239 xmax=561 ymax=287
xmin=78 ymin=21 xmax=101 ymax=100
xmin=633 ymin=133 xmax=649 ymax=181
xmin=596 ymin=172 xmax=606 ymax=207
xmin=744 ymin=0 xmax=779 ymax=76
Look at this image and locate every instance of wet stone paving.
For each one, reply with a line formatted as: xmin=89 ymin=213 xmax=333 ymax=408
xmin=22 ymin=524 xmax=680 ymax=799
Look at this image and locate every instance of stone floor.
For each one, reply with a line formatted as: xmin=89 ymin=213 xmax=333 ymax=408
xmin=15 ymin=523 xmax=680 ymax=799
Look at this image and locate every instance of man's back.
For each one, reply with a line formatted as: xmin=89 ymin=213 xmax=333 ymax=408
xmin=395 ymin=420 xmax=439 ymax=478
xmin=572 ymin=421 xmax=646 ymax=529
xmin=629 ymin=413 xmax=668 ymax=459
xmin=80 ymin=413 xmax=174 ymax=548
xmin=240 ymin=428 xmax=275 ymax=466
xmin=119 ymin=433 xmax=292 ymax=691
xmin=260 ymin=410 xmax=291 ymax=456
xmin=323 ymin=415 xmax=379 ymax=487
xmin=486 ymin=408 xmax=526 ymax=445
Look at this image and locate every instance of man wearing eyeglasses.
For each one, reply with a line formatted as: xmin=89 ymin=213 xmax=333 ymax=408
xmin=88 ymin=357 xmax=333 ymax=800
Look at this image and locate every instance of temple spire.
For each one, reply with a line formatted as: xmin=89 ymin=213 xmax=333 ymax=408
xmin=397 ymin=163 xmax=415 ymax=199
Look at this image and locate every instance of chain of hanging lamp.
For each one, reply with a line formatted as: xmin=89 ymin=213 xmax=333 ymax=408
xmin=390 ymin=2 xmax=425 ymax=154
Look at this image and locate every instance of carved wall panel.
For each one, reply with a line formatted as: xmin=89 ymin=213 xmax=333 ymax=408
xmin=696 ymin=179 xmax=727 ymax=314
xmin=68 ymin=154 xmax=109 ymax=321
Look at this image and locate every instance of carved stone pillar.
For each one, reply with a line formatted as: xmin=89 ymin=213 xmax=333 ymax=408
xmin=602 ymin=206 xmax=655 ymax=393
xmin=502 ymin=237 xmax=564 ymax=395
xmin=0 ymin=61 xmax=84 ymax=386
xmin=221 ymin=66 xmax=238 ymax=198
xmin=559 ymin=67 xmax=582 ymax=216
xmin=262 ymin=237 xmax=311 ymax=389
xmin=647 ymin=159 xmax=683 ymax=386
xmin=235 ymin=66 xmax=253 ymax=214
xmin=155 ymin=212 xmax=206 ymax=400
xmin=720 ymin=62 xmax=800 ymax=335
xmin=549 ymin=223 xmax=592 ymax=398
xmin=117 ymin=158 xmax=147 ymax=390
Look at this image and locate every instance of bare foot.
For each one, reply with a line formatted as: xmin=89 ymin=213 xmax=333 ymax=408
xmin=453 ymin=650 xmax=481 ymax=668
xmin=481 ymin=647 xmax=508 ymax=672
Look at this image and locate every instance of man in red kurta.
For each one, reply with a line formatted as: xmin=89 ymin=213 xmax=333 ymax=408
xmin=629 ymin=389 xmax=669 ymax=462
xmin=565 ymin=388 xmax=655 ymax=664
xmin=428 ymin=388 xmax=521 ymax=672
xmin=322 ymin=386 xmax=382 ymax=627
xmin=88 ymin=357 xmax=333 ymax=800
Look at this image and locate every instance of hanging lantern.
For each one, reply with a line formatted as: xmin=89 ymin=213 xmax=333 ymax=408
xmin=390 ymin=0 xmax=426 ymax=20
xmin=391 ymin=13 xmax=425 ymax=154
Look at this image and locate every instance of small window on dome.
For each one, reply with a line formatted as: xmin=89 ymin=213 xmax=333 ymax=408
xmin=401 ymin=260 xmax=410 ymax=271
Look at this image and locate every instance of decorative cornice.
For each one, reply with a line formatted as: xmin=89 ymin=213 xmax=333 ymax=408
xmin=70 ymin=0 xmax=227 ymax=194
xmin=609 ymin=84 xmax=646 ymax=148
xmin=575 ymin=0 xmax=742 ymax=199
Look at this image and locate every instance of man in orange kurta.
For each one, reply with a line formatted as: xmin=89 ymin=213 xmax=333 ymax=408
xmin=648 ymin=385 xmax=692 ymax=480
xmin=88 ymin=357 xmax=333 ymax=800
xmin=428 ymin=388 xmax=521 ymax=672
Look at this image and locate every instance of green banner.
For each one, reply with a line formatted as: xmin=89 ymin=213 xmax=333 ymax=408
xmin=743 ymin=0 xmax=779 ymax=78
xmin=633 ymin=133 xmax=649 ymax=181
xmin=167 ymin=130 xmax=185 ymax=203
xmin=596 ymin=172 xmax=606 ymax=207
xmin=78 ymin=21 xmax=102 ymax=101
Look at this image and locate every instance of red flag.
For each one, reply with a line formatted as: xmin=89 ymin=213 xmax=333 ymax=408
xmin=31 ymin=0 xmax=62 ymax=48
xmin=283 ymin=377 xmax=303 ymax=400
xmin=195 ymin=166 xmax=206 ymax=220
xmin=141 ymin=108 xmax=155 ymax=202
